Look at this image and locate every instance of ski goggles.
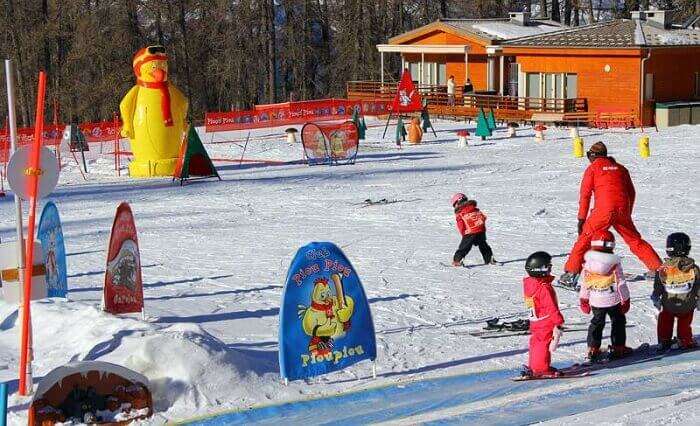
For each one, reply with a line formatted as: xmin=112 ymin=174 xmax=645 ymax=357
xmin=591 ymin=240 xmax=615 ymax=249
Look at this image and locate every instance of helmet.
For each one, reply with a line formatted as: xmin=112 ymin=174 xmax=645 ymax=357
xmin=451 ymin=193 xmax=467 ymax=207
xmin=586 ymin=141 xmax=607 ymax=160
xmin=666 ymin=232 xmax=691 ymax=257
xmin=591 ymin=229 xmax=615 ymax=251
xmin=525 ymin=251 xmax=552 ymax=277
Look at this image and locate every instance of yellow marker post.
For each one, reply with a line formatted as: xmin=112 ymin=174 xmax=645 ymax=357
xmin=573 ymin=137 xmax=584 ymax=158
xmin=638 ymin=135 xmax=650 ymax=158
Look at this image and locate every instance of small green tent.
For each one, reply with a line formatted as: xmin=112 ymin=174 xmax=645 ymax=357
xmin=173 ymin=126 xmax=221 ymax=185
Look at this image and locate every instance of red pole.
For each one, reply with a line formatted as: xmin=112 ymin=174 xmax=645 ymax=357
xmin=18 ymin=71 xmax=47 ymax=396
xmin=114 ymin=114 xmax=120 ymax=176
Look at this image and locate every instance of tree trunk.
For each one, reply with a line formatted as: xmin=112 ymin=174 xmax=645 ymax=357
xmin=564 ymin=0 xmax=572 ymax=25
xmin=551 ymin=0 xmax=561 ymax=22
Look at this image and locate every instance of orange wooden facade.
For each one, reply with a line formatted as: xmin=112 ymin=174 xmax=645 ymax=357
xmin=390 ymin=25 xmax=491 ymax=91
xmin=389 ymin=23 xmax=700 ymax=127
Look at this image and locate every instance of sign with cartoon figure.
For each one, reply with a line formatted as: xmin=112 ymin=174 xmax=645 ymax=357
xmin=279 ymin=242 xmax=376 ymax=381
xmin=37 ymin=201 xmax=68 ymax=298
xmin=390 ymin=69 xmax=422 ymax=113
xmin=103 ymin=202 xmax=144 ymax=314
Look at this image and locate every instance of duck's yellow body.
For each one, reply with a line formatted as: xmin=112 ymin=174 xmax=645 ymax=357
xmin=120 ymin=46 xmax=188 ymax=177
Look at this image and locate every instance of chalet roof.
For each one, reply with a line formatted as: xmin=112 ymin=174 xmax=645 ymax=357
xmin=439 ymin=18 xmax=564 ymax=42
xmin=503 ymin=18 xmax=700 ymax=48
xmin=388 ymin=18 xmax=564 ymax=45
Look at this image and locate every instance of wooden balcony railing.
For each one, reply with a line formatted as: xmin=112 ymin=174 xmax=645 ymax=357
xmin=346 ymin=81 xmax=588 ymax=114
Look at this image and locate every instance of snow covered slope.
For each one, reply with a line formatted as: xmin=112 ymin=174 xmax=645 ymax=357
xmin=0 ymin=119 xmax=697 ymax=424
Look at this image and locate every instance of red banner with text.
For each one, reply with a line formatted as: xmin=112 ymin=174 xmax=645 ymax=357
xmin=205 ymin=98 xmax=391 ymax=132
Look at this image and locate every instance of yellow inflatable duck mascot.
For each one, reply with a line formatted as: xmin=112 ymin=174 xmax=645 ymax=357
xmin=299 ymin=277 xmax=354 ymax=356
xmin=120 ymin=46 xmax=188 ymax=177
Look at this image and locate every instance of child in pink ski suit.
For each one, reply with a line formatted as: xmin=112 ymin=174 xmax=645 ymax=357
xmin=579 ymin=230 xmax=631 ymax=359
xmin=523 ymin=251 xmax=565 ymax=376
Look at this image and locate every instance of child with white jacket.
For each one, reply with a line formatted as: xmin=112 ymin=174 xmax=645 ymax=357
xmin=579 ymin=230 xmax=632 ymax=360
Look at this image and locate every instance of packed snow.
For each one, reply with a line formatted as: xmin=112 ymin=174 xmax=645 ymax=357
xmin=0 ymin=118 xmax=698 ymax=424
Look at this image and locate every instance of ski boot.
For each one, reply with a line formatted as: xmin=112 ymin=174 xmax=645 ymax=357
xmin=558 ymin=272 xmax=580 ymax=291
xmin=452 ymin=260 xmax=463 ymax=267
xmin=485 ymin=318 xmax=502 ymax=330
xmin=487 ymin=257 xmax=499 ymax=266
xmin=657 ymin=340 xmax=674 ymax=353
xmin=503 ymin=319 xmax=530 ymax=332
xmin=678 ymin=338 xmax=698 ymax=350
xmin=608 ymin=345 xmax=634 ymax=359
xmin=587 ymin=346 xmax=603 ymax=363
xmin=533 ymin=367 xmax=561 ymax=379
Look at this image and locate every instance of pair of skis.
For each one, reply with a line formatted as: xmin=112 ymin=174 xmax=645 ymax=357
xmin=513 ymin=342 xmax=700 ymax=381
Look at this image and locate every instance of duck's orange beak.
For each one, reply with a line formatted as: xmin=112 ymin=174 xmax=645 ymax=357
xmin=151 ymin=68 xmax=166 ymax=82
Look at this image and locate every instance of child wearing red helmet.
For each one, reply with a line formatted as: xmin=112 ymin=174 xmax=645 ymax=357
xmin=450 ymin=193 xmax=496 ymax=266
xmin=579 ymin=229 xmax=632 ymax=360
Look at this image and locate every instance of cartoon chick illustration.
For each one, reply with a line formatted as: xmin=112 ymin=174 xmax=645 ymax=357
xmin=298 ymin=276 xmax=354 ymax=355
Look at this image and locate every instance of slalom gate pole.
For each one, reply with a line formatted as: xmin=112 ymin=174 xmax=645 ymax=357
xmin=238 ymin=131 xmax=251 ymax=167
xmin=382 ymin=113 xmax=392 ymax=139
xmin=18 ymin=70 xmax=47 ymax=396
xmin=114 ymin=114 xmax=121 ymax=176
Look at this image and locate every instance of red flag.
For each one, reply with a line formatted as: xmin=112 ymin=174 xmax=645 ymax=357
xmin=103 ymin=202 xmax=144 ymax=314
xmin=391 ymin=70 xmax=422 ymax=113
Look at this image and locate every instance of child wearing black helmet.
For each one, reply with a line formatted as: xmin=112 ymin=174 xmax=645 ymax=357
xmin=522 ymin=251 xmax=565 ymax=377
xmin=652 ymin=232 xmax=700 ymax=350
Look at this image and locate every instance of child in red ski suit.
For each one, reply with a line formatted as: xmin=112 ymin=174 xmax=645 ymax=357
xmin=523 ymin=251 xmax=565 ymax=376
xmin=451 ymin=193 xmax=495 ymax=266
xmin=652 ymin=232 xmax=700 ymax=350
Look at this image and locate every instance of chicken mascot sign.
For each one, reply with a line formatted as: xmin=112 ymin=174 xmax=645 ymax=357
xmin=279 ymin=242 xmax=377 ymax=382
xmin=120 ymin=46 xmax=188 ymax=177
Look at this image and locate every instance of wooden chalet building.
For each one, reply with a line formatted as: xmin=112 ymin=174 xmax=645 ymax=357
xmin=348 ymin=10 xmax=700 ymax=127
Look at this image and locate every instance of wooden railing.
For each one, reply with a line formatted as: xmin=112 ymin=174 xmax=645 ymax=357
xmin=346 ymin=81 xmax=588 ymax=113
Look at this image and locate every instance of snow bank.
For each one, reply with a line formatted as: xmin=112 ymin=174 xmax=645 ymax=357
xmin=0 ymin=299 xmax=288 ymax=422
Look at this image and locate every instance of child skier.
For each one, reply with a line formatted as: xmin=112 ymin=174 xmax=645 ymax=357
xmin=578 ymin=230 xmax=632 ymax=360
xmin=523 ymin=251 xmax=565 ymax=377
xmin=652 ymin=232 xmax=700 ymax=350
xmin=451 ymin=193 xmax=496 ymax=266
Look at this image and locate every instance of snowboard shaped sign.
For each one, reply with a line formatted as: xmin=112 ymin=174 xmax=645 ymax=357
xmin=279 ymin=242 xmax=376 ymax=381
xmin=37 ymin=201 xmax=68 ymax=297
xmin=103 ymin=202 xmax=144 ymax=314
xmin=390 ymin=69 xmax=422 ymax=113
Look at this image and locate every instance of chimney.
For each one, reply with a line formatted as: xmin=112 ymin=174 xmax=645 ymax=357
xmin=509 ymin=11 xmax=531 ymax=26
xmin=630 ymin=11 xmax=646 ymax=21
xmin=644 ymin=10 xmax=670 ymax=29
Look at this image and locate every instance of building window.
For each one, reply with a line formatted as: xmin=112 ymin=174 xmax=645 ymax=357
xmin=526 ymin=72 xmax=578 ymax=99
xmin=566 ymin=74 xmax=578 ymax=99
xmin=527 ymin=73 xmax=541 ymax=98
xmin=645 ymin=73 xmax=654 ymax=101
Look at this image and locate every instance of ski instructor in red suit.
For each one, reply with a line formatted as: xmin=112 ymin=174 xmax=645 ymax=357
xmin=559 ymin=142 xmax=662 ymax=288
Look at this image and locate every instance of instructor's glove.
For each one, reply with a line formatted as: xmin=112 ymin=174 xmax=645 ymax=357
xmin=577 ymin=219 xmax=585 ymax=236
xmin=549 ymin=326 xmax=563 ymax=353
xmin=620 ymin=299 xmax=631 ymax=314
xmin=580 ymin=298 xmax=591 ymax=314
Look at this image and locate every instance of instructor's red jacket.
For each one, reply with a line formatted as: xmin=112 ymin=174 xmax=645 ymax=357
xmin=578 ymin=157 xmax=636 ymax=220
